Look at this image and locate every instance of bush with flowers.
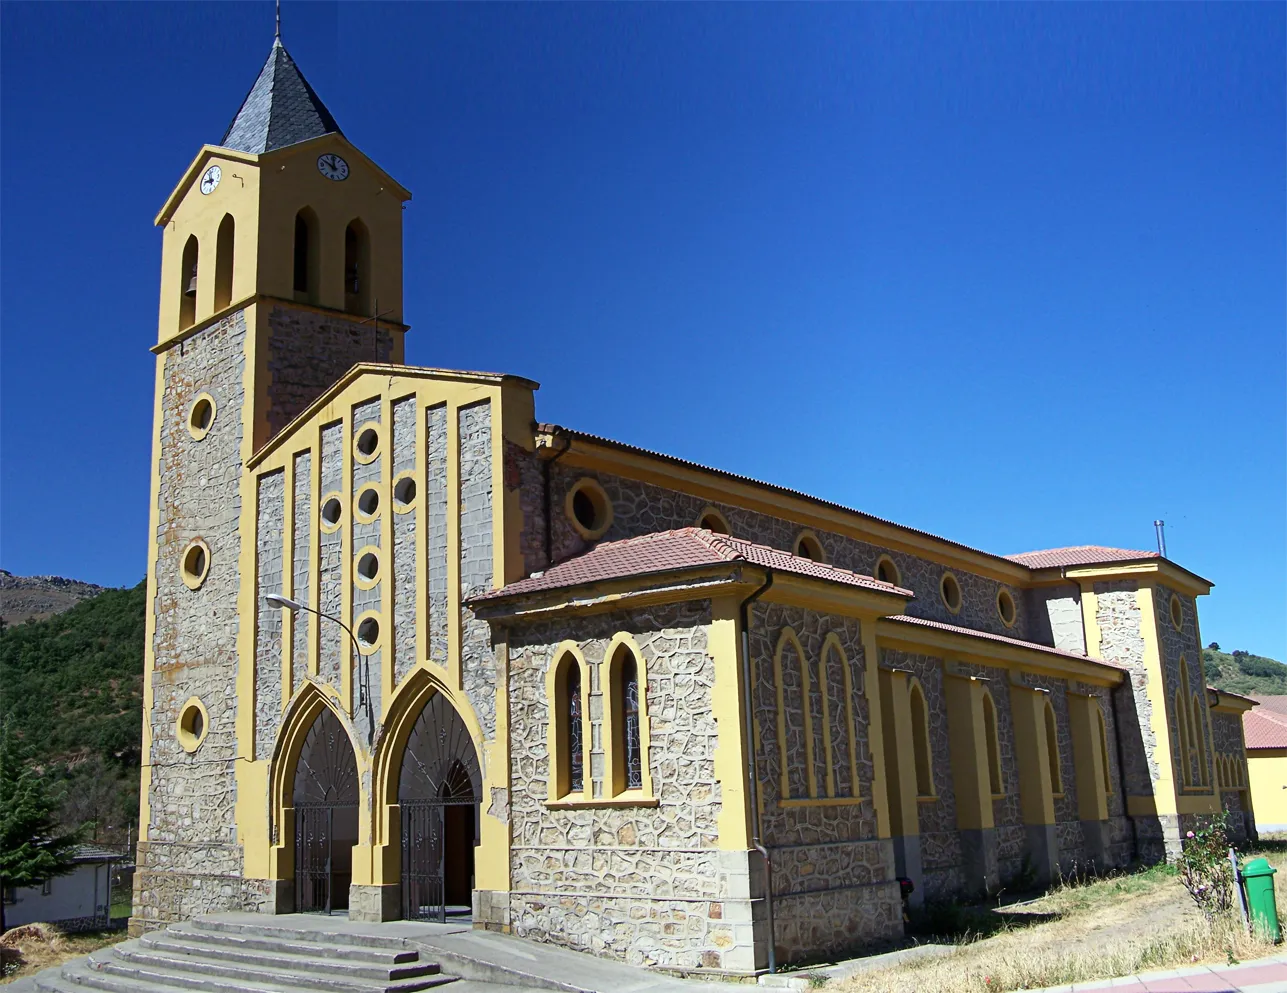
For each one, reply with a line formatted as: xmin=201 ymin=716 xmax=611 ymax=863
xmin=1175 ymin=814 xmax=1235 ymax=920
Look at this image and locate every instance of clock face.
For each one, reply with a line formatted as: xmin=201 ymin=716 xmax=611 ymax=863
xmin=200 ymin=164 xmax=222 ymax=195
xmin=317 ymin=153 xmax=349 ymax=182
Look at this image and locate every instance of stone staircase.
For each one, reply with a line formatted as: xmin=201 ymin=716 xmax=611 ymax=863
xmin=31 ymin=916 xmax=459 ymax=993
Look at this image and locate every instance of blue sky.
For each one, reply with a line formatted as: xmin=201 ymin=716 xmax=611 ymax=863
xmin=1 ymin=3 xmax=1283 ymax=657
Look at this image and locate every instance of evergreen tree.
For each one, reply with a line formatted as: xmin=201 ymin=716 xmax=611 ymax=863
xmin=0 ymin=717 xmax=81 ymax=931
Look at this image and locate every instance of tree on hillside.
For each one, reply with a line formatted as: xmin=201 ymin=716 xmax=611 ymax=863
xmin=0 ymin=717 xmax=81 ymax=931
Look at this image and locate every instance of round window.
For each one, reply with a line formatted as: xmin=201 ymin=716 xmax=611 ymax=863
xmin=177 ymin=698 xmax=208 ymax=753
xmin=355 ymin=485 xmax=380 ymax=521
xmin=356 ymin=614 xmax=381 ymax=652
xmin=393 ymin=473 xmax=417 ymax=511
xmin=565 ymin=479 xmax=612 ymax=539
xmin=940 ymin=573 xmax=962 ymax=614
xmin=875 ymin=556 xmax=900 ymax=587
xmin=794 ymin=532 xmax=825 ymax=563
xmin=1170 ymin=594 xmax=1183 ymax=632
xmin=187 ymin=393 xmax=216 ymax=440
xmin=355 ymin=548 xmax=380 ymax=587
xmin=320 ymin=494 xmax=344 ymax=532
xmin=696 ymin=507 xmax=730 ymax=535
xmin=997 ymin=589 xmax=1017 ymax=628
xmin=181 ymin=539 xmax=210 ymax=590
xmin=354 ymin=424 xmax=380 ymax=463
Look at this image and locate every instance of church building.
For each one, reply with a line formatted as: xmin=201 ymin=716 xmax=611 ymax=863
xmin=134 ymin=36 xmax=1257 ymax=974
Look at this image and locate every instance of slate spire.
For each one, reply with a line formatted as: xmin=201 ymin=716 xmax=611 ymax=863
xmin=220 ymin=39 xmax=342 ymax=154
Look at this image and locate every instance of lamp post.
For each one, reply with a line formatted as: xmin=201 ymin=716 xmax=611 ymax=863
xmin=264 ymin=593 xmax=374 ymax=744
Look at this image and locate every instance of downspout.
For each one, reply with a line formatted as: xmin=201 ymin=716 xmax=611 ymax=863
xmin=739 ymin=570 xmax=776 ymax=974
xmin=1069 ymin=566 xmax=1138 ymax=861
xmin=540 ymin=426 xmax=572 ymax=570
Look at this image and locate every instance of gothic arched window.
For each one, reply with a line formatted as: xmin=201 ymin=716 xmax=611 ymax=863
xmin=1044 ymin=699 xmax=1063 ymax=794
xmin=214 ymin=213 xmax=235 ymax=311
xmin=608 ymin=642 xmax=648 ymax=794
xmin=344 ymin=219 xmax=371 ymax=316
xmin=910 ymin=680 xmax=934 ymax=798
xmin=983 ymin=690 xmax=1003 ymax=796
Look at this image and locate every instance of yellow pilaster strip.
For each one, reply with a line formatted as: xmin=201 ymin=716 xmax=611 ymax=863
xmin=413 ymin=387 xmax=428 ymax=672
xmin=878 ymin=668 xmax=919 ymax=838
xmin=713 ymin=596 xmax=752 ymax=850
xmin=945 ymin=673 xmax=993 ymax=831
xmin=1011 ymin=684 xmax=1056 ymax=826
xmin=340 ymin=405 xmax=353 ymax=714
xmin=1137 ymin=583 xmax=1179 ymax=817
xmin=380 ymin=393 xmax=394 ymax=718
xmin=860 ymin=623 xmax=890 ymax=837
xmin=1068 ymin=692 xmax=1109 ymax=822
xmin=1080 ymin=583 xmax=1102 ymax=659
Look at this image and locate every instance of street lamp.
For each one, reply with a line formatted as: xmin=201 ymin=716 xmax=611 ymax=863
xmin=264 ymin=593 xmax=374 ymax=744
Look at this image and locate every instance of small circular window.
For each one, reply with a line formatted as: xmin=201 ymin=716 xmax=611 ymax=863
xmin=1170 ymin=594 xmax=1183 ymax=632
xmin=997 ymin=589 xmax=1017 ymax=628
xmin=940 ymin=572 xmax=962 ymax=614
xmin=181 ymin=539 xmax=211 ymax=590
xmin=187 ymin=393 xmax=216 ymax=441
xmin=354 ymin=424 xmax=380 ymax=464
xmin=393 ymin=472 xmax=417 ymax=512
xmin=355 ymin=485 xmax=380 ymax=522
xmin=794 ymin=531 xmax=825 ymax=563
xmin=320 ymin=493 xmax=344 ymax=532
xmin=696 ymin=507 xmax=731 ymax=535
xmin=177 ymin=697 xmax=209 ymax=753
xmin=355 ymin=613 xmax=381 ymax=653
xmin=875 ymin=555 xmax=901 ymax=587
xmin=355 ymin=547 xmax=380 ymax=589
xmin=565 ymin=478 xmax=612 ymax=540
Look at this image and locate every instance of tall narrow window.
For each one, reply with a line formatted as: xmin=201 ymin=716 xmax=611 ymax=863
xmin=1044 ymin=699 xmax=1063 ymax=794
xmin=910 ymin=680 xmax=934 ymax=797
xmin=214 ymin=214 xmax=235 ymax=311
xmin=566 ymin=661 xmax=583 ymax=794
xmin=1175 ymin=689 xmax=1192 ymax=785
xmin=179 ymin=234 xmax=199 ymax=330
xmin=1192 ymin=695 xmax=1207 ymax=785
xmin=608 ymin=643 xmax=647 ymax=794
xmin=344 ymin=219 xmax=371 ymax=316
xmin=1096 ymin=706 xmax=1113 ymax=794
xmin=621 ymin=654 xmax=642 ymax=790
xmin=983 ymin=691 xmax=1002 ymax=795
xmin=294 ymin=208 xmax=319 ymax=302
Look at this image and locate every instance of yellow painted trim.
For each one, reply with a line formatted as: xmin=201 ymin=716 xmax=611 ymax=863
xmin=564 ymin=476 xmax=613 ymax=541
xmin=793 ymin=529 xmax=827 ymax=564
xmin=1043 ymin=697 xmax=1063 ymax=794
xmin=353 ymin=609 xmax=382 ymax=656
xmin=816 ymin=642 xmax=834 ymax=797
xmin=353 ymin=420 xmax=382 ymax=465
xmin=773 ymin=627 xmax=811 ymax=799
xmin=1080 ymin=584 xmax=1103 ymax=659
xmin=601 ymin=632 xmax=654 ymax=799
xmin=1169 ymin=593 xmax=1184 ymax=632
xmin=860 ymin=621 xmax=891 ymax=838
xmin=546 ymin=796 xmax=661 ymax=810
xmin=187 ymin=392 xmax=217 ymax=441
xmin=546 ymin=643 xmax=592 ymax=802
xmin=180 ymin=538 xmax=211 ymax=590
xmin=878 ymin=668 xmax=920 ymax=838
xmin=982 ymin=688 xmax=1004 ymax=796
xmin=413 ymin=401 xmax=428 ymax=674
xmin=340 ymin=406 xmax=354 ymax=710
xmin=944 ymin=673 xmax=994 ymax=830
xmin=1137 ymin=583 xmax=1179 ymax=816
xmin=822 ymin=632 xmax=861 ymax=799
xmin=176 ymin=696 xmax=211 ymax=753
xmin=908 ymin=676 xmax=936 ymax=798
xmin=939 ymin=571 xmax=962 ymax=615
xmin=695 ymin=505 xmax=732 ymax=535
xmin=379 ymin=395 xmax=395 ymax=714
xmin=1011 ymin=685 xmax=1057 ymax=826
xmin=712 ymin=595 xmax=752 ymax=851
xmin=353 ymin=544 xmax=382 ymax=591
xmin=1058 ymin=561 xmax=1212 ymax=598
xmin=392 ymin=469 xmax=418 ymax=513
xmin=1068 ymin=693 xmax=1109 ymax=822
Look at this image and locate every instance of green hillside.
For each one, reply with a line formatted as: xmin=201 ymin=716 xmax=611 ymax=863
xmin=1203 ymin=644 xmax=1287 ymax=697
xmin=0 ymin=580 xmax=146 ymax=846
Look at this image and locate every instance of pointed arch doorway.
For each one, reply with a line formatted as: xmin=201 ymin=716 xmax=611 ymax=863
xmin=398 ymin=692 xmax=480 ymax=922
xmin=292 ymin=707 xmax=359 ymax=914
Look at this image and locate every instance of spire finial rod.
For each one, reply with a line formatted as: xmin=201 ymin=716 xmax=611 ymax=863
xmin=275 ymin=0 xmax=281 ymax=40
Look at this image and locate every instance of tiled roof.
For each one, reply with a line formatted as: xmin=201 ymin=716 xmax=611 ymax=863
xmin=881 ymin=614 xmax=1122 ymax=670
xmin=468 ymin=528 xmax=913 ymax=603
xmin=221 ymin=40 xmax=341 ymax=154
xmin=71 ymin=845 xmax=126 ymax=864
xmin=1004 ymin=546 xmax=1160 ymax=569
xmin=1245 ymin=703 xmax=1287 ymax=750
xmin=1252 ymin=695 xmax=1287 ymax=716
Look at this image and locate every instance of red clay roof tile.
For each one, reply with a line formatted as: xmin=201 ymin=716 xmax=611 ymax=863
xmin=1004 ymin=545 xmax=1161 ymax=569
xmin=882 ymin=614 xmax=1122 ymax=670
xmin=1245 ymin=704 xmax=1287 ymax=750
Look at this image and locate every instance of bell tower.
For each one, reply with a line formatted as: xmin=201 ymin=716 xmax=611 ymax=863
xmin=133 ymin=35 xmax=412 ymax=931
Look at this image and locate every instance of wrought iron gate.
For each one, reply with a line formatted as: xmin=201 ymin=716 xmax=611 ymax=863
xmin=295 ymin=801 xmax=357 ymax=914
xmin=401 ymin=796 xmax=476 ymax=922
xmin=292 ymin=707 xmax=359 ymax=915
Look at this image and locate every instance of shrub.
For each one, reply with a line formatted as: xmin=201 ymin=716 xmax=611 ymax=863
xmin=1176 ymin=815 xmax=1234 ymax=921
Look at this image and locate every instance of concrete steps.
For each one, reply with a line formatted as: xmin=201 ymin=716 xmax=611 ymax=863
xmin=31 ymin=916 xmax=460 ymax=993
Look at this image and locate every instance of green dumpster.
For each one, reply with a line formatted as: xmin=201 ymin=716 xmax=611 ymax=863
xmin=1242 ymin=857 xmax=1282 ymax=942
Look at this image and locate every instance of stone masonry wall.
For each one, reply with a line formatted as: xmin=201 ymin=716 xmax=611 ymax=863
xmin=352 ymin=398 xmax=382 ymax=736
xmin=459 ymin=401 xmax=495 ymax=740
xmin=138 ymin=310 xmax=251 ymax=928
xmin=506 ymin=601 xmax=751 ymax=971
xmin=254 ymin=470 xmax=285 ymax=760
xmin=746 ymin=605 xmax=901 ymax=960
xmin=392 ymin=395 xmax=417 ymax=687
xmin=1155 ymin=583 xmax=1214 ymax=793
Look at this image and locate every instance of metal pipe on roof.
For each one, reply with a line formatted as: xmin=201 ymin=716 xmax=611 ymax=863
xmin=739 ymin=570 xmax=776 ymax=974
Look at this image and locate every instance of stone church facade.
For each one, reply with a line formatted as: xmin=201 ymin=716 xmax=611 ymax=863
xmin=133 ymin=37 xmax=1258 ymax=974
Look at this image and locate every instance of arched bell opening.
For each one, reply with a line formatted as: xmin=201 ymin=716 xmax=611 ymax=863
xmin=179 ymin=234 xmax=199 ymax=330
xmin=292 ymin=706 xmax=360 ymax=914
xmin=397 ymin=691 xmax=481 ymax=922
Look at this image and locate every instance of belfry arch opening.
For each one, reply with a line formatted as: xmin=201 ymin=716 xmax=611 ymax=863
xmin=214 ymin=214 xmax=235 ymax=311
xmin=179 ymin=234 xmax=199 ymax=330
xmin=291 ymin=706 xmax=359 ymax=914
xmin=344 ymin=218 xmax=371 ymax=316
xmin=397 ymin=692 xmax=481 ymax=922
xmin=294 ymin=207 xmax=320 ymax=304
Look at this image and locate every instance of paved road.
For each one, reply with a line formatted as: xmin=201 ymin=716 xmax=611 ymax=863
xmin=1031 ymin=951 xmax=1287 ymax=992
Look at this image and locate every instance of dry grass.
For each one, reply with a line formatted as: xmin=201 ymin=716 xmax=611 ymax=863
xmin=839 ymin=849 xmax=1287 ymax=993
xmin=0 ymin=924 xmax=125 ymax=985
